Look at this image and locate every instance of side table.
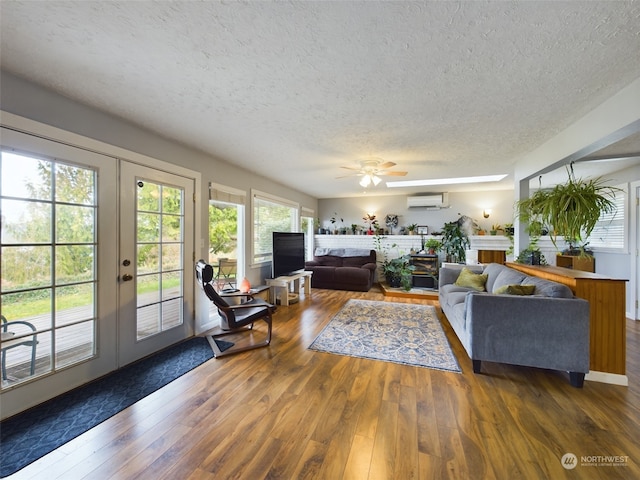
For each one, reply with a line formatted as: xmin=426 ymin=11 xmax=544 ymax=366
xmin=265 ymin=271 xmax=313 ymax=306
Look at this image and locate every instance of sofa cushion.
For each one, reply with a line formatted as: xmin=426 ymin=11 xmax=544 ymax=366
xmin=523 ymin=276 xmax=574 ymax=298
xmin=494 ymin=284 xmax=536 ymax=295
xmin=317 ymin=255 xmax=343 ymax=267
xmin=343 ymin=256 xmax=373 ymax=267
xmin=455 ymin=267 xmax=488 ymax=292
xmin=491 ymin=268 xmax=528 ymax=293
xmin=440 ymin=283 xmax=475 ymax=295
xmin=482 ymin=263 xmax=507 ymax=292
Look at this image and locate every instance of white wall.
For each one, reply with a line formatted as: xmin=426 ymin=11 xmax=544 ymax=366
xmin=0 ymin=71 xmax=318 ymax=286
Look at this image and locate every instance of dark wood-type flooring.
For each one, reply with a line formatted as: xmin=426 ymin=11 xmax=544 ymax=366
xmin=13 ymin=287 xmax=640 ymax=479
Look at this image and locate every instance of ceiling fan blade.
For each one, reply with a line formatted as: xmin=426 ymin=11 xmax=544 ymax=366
xmin=335 ymin=173 xmax=362 ymax=179
xmin=377 ymin=161 xmax=396 ymax=169
xmin=380 ymin=171 xmax=408 ymax=176
xmin=340 ymin=166 xmax=362 ymax=171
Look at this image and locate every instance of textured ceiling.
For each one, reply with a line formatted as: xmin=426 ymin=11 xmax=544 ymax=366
xmin=1 ymin=1 xmax=639 ymax=198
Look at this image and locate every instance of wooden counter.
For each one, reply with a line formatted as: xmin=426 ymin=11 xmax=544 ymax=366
xmin=506 ymin=262 xmax=627 ymax=384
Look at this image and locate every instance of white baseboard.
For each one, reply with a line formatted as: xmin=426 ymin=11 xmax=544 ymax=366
xmin=585 ymin=370 xmax=629 ymax=386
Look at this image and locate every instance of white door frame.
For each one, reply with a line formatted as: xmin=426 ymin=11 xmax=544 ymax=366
xmin=631 ymin=180 xmax=640 ymax=321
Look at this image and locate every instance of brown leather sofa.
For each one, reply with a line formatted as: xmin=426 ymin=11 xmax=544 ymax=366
xmin=305 ymin=248 xmax=377 ymax=292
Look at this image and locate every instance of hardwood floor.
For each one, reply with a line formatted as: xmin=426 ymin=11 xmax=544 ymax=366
xmin=13 ymin=287 xmax=640 ymax=479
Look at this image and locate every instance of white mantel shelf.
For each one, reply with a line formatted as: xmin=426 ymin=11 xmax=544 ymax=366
xmin=314 ymin=234 xmax=511 ymax=252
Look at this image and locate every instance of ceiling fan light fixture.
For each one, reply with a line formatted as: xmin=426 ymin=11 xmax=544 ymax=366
xmin=359 ymin=174 xmax=382 ymax=188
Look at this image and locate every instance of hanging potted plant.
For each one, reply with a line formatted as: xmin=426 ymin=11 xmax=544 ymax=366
xmin=516 ymin=165 xmax=620 ymax=257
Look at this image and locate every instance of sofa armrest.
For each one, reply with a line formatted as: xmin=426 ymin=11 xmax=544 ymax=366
xmin=305 ymin=261 xmax=321 ymax=267
xmin=465 ymin=293 xmax=590 ymax=372
xmin=361 ymin=262 xmax=377 ymax=271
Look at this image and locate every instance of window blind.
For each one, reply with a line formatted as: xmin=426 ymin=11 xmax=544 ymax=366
xmin=587 ymin=184 xmax=626 ymax=250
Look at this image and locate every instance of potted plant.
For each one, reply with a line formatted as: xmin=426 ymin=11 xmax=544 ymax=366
xmin=406 ymin=223 xmax=418 ymax=235
xmin=514 ymin=219 xmax=547 ymax=265
xmin=441 ymin=218 xmax=470 ymax=263
xmin=424 ymin=238 xmax=441 ymax=255
xmin=363 ymin=213 xmax=378 ymax=235
xmin=350 ymin=223 xmax=359 ymax=235
xmin=516 ymin=167 xmax=620 ymax=257
xmin=330 ymin=212 xmax=344 ymax=234
xmin=490 ymin=224 xmax=501 ymax=235
xmin=382 ymin=255 xmax=415 ymax=290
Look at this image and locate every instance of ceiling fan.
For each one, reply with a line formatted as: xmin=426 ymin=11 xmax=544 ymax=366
xmin=337 ymin=158 xmax=408 ymax=187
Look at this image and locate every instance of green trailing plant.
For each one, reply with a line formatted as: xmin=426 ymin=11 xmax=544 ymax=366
xmin=514 ymin=217 xmax=547 ymax=265
xmin=503 ymin=223 xmax=514 ymax=256
xmin=516 ymin=247 xmax=548 ymax=265
xmin=516 ymin=166 xmax=620 ymax=256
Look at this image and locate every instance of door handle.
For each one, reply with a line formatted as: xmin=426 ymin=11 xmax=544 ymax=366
xmin=122 ymin=274 xmax=133 ymax=282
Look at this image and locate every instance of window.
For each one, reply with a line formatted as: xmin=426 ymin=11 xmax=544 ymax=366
xmin=208 ymin=182 xmax=246 ymax=288
xmin=587 ymin=184 xmax=626 ymax=251
xmin=252 ymin=190 xmax=298 ymax=265
xmin=301 ymin=207 xmax=315 ymax=261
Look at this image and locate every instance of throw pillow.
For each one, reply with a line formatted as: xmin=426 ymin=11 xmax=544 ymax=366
xmin=494 ymin=284 xmax=536 ymax=295
xmin=454 ymin=267 xmax=488 ymax=292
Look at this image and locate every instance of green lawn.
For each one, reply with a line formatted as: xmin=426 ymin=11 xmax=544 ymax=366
xmin=2 ymin=278 xmax=181 ymax=320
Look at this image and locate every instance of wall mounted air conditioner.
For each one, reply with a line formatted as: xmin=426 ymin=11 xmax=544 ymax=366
xmin=407 ymin=193 xmax=449 ymax=208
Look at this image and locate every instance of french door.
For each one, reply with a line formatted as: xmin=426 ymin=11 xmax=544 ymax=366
xmin=0 ymin=127 xmax=196 ymax=418
xmin=118 ymin=162 xmax=194 ymax=365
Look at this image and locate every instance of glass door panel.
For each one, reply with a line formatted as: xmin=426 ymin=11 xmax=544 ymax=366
xmin=118 ymin=162 xmax=193 ymax=366
xmin=1 ymin=150 xmax=98 ymax=387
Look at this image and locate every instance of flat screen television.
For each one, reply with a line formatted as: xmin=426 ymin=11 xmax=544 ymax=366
xmin=272 ymin=232 xmax=305 ymax=278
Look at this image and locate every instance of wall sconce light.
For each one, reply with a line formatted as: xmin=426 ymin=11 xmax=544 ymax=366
xmin=483 ymin=209 xmax=491 ymax=218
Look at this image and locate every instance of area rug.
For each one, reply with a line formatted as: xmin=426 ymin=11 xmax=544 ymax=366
xmin=0 ymin=336 xmax=217 ymax=478
xmin=309 ymin=299 xmax=461 ymax=372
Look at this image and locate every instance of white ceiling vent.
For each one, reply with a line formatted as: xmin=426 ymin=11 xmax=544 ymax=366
xmin=407 ymin=193 xmax=449 ymax=208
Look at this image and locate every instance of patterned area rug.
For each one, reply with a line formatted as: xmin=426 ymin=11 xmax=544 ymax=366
xmin=309 ymin=299 xmax=460 ymax=372
xmin=0 ymin=337 xmax=214 ymax=478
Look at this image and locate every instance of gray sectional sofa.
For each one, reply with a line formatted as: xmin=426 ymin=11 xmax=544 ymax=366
xmin=438 ymin=263 xmax=590 ymax=387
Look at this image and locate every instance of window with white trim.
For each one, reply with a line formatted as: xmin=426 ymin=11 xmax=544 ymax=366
xmin=587 ymin=184 xmax=626 ymax=251
xmin=251 ymin=190 xmax=299 ymax=265
xmin=301 ymin=207 xmax=315 ymax=261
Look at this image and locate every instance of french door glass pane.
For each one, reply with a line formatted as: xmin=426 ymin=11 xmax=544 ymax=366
xmin=55 ymin=321 xmax=95 ymax=368
xmin=0 ymin=151 xmax=97 ymax=388
xmin=1 ymin=199 xmax=52 ymax=243
xmin=135 ymin=180 xmax=184 ymax=341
